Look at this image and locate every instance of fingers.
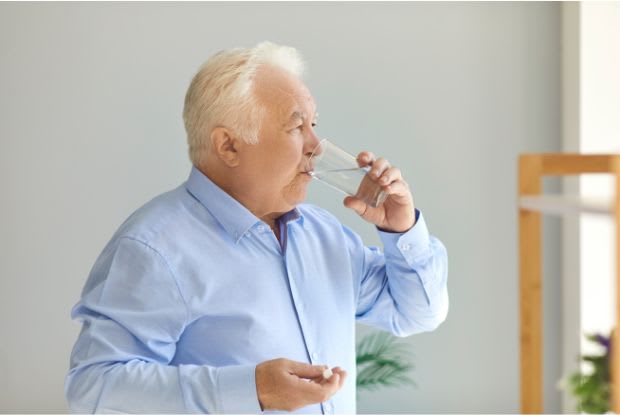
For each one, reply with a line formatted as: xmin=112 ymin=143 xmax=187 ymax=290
xmin=297 ymin=371 xmax=342 ymax=404
xmin=377 ymin=166 xmax=402 ymax=186
xmin=368 ymin=157 xmax=391 ymax=179
xmin=356 ymin=151 xmax=375 ymax=168
xmin=356 ymin=152 xmax=391 ymax=178
xmin=383 ymin=179 xmax=411 ymax=199
xmin=331 ymin=367 xmax=347 ymax=388
xmin=288 ymin=360 xmax=328 ymax=379
xmin=356 ymin=152 xmax=397 ymax=184
xmin=343 ymin=196 xmax=368 ymax=217
xmin=292 ymin=364 xmax=346 ymax=404
xmin=309 ymin=366 xmax=347 ymax=386
xmin=257 ymin=359 xmax=347 ymax=412
xmin=323 ymin=371 xmax=342 ymax=392
xmin=317 ymin=367 xmax=346 ymax=398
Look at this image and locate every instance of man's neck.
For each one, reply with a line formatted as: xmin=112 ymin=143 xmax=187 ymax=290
xmin=268 ymin=220 xmax=281 ymax=243
xmin=199 ymin=164 xmax=284 ymax=241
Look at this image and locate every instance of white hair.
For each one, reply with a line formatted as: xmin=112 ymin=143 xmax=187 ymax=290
xmin=182 ymin=41 xmax=305 ymax=167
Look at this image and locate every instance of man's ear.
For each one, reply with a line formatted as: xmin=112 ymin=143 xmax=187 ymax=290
xmin=210 ymin=127 xmax=241 ymax=167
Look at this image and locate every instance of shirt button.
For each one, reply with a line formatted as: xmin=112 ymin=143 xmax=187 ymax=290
xmin=311 ymin=352 xmax=318 ymax=360
xmin=401 ymin=243 xmax=411 ymax=251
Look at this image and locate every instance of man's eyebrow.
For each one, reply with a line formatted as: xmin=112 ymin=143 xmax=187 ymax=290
xmin=289 ymin=111 xmax=304 ymax=123
xmin=286 ymin=110 xmax=319 ymax=125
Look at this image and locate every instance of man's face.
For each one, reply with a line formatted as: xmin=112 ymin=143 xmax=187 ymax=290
xmin=236 ymin=65 xmax=321 ymax=214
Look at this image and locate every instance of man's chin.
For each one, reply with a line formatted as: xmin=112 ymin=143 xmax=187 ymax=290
xmin=285 ymin=193 xmax=307 ymax=208
xmin=283 ymin=187 xmax=308 ymax=208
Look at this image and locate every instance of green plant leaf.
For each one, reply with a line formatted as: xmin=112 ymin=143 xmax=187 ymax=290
xmin=560 ymin=331 xmax=611 ymax=413
xmin=356 ymin=331 xmax=416 ymax=392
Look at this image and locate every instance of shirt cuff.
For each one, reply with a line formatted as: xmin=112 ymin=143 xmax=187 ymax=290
xmin=377 ymin=209 xmax=432 ymax=265
xmin=216 ymin=364 xmax=262 ymax=413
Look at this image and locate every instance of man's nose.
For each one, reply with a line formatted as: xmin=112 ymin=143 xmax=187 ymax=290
xmin=304 ymin=131 xmax=323 ymax=158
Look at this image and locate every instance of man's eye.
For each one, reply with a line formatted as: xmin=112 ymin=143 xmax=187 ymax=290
xmin=291 ymin=123 xmax=317 ymax=133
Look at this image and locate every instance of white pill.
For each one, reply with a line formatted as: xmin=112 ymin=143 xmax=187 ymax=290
xmin=322 ymin=368 xmax=333 ymax=380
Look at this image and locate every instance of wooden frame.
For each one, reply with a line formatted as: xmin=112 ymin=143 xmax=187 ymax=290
xmin=518 ymin=153 xmax=620 ymax=413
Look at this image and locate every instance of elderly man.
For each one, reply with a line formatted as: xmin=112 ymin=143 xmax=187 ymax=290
xmin=65 ymin=41 xmax=448 ymax=413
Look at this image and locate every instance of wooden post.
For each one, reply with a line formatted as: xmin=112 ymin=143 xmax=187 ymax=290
xmin=519 ymin=155 xmax=544 ymax=413
xmin=518 ymin=154 xmax=620 ymax=413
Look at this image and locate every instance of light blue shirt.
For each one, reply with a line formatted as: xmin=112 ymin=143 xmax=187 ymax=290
xmin=65 ymin=166 xmax=449 ymax=414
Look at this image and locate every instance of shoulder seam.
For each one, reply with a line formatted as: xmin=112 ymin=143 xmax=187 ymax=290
xmin=117 ymin=236 xmax=192 ymax=329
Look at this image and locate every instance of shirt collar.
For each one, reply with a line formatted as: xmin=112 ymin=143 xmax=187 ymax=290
xmin=185 ymin=166 xmax=304 ymax=243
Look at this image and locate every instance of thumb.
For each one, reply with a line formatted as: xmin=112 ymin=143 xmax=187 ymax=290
xmin=288 ymin=361 xmax=327 ymax=379
xmin=343 ymin=196 xmax=367 ymax=216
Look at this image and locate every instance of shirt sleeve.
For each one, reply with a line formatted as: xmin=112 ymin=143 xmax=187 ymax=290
xmin=350 ymin=209 xmax=449 ymax=337
xmin=65 ymin=236 xmax=262 ymax=414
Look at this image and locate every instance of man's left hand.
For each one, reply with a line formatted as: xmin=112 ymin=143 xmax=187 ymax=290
xmin=343 ymin=151 xmax=416 ymax=233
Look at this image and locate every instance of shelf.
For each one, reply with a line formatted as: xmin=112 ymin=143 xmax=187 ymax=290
xmin=519 ymin=153 xmax=620 ymax=413
xmin=519 ymin=194 xmax=614 ymax=216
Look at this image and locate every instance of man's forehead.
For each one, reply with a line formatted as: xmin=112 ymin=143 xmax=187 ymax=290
xmin=268 ymin=85 xmax=316 ymax=113
xmin=274 ymin=93 xmax=317 ymax=125
xmin=253 ymin=68 xmax=317 ymax=121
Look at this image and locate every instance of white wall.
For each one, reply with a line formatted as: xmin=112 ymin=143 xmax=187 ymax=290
xmin=561 ymin=3 xmax=620 ymax=412
xmin=579 ymin=2 xmax=620 ymax=345
xmin=0 ymin=3 xmax=562 ymax=412
xmin=578 ymin=0 xmax=620 ymax=383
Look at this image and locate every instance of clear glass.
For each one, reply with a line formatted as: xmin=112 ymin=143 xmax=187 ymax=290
xmin=305 ymin=139 xmax=388 ymax=208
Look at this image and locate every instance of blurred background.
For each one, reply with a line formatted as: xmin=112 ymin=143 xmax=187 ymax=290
xmin=1 ymin=2 xmax=618 ymax=413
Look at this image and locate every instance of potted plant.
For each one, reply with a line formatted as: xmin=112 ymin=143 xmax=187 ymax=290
xmin=563 ymin=332 xmax=611 ymax=413
xmin=356 ymin=330 xmax=415 ymax=392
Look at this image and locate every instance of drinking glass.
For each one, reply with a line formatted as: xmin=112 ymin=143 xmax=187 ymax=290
xmin=305 ymin=139 xmax=388 ymax=208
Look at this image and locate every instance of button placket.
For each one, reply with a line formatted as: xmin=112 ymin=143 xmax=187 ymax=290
xmin=283 ymin=241 xmax=318 ymax=372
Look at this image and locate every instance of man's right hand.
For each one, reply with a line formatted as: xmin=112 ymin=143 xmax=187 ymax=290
xmin=255 ymin=358 xmax=347 ymax=412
